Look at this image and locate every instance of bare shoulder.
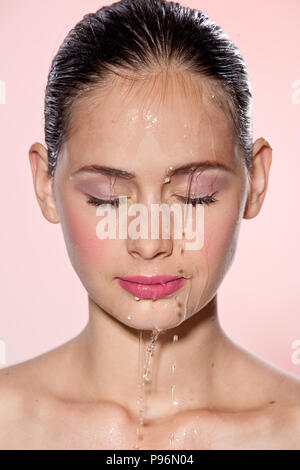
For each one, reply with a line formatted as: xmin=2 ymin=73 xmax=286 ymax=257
xmin=260 ymin=401 xmax=300 ymax=450
xmin=0 ymin=365 xmax=26 ymax=416
xmin=0 ymin=359 xmax=38 ymax=411
xmin=226 ymin=336 xmax=300 ymax=405
xmin=0 ymin=340 xmax=75 ymax=449
xmin=0 ymin=363 xmax=33 ymax=449
xmin=283 ymin=401 xmax=300 ymax=441
xmin=225 ymin=339 xmax=300 ymax=448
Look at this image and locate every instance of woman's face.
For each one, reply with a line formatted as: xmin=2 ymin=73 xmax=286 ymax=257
xmin=52 ymin=72 xmax=249 ymax=331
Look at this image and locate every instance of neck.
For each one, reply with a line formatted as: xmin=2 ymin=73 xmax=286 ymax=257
xmin=70 ymin=294 xmax=232 ymax=422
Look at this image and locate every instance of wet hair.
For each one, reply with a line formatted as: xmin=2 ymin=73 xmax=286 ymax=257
xmin=45 ymin=0 xmax=253 ymax=178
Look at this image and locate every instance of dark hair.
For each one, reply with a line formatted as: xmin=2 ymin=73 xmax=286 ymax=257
xmin=45 ymin=0 xmax=253 ymax=178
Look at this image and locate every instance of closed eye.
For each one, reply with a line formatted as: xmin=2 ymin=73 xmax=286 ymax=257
xmin=86 ymin=195 xmax=121 ymax=207
xmin=176 ymin=191 xmax=218 ymax=206
xmin=86 ymin=192 xmax=218 ymax=208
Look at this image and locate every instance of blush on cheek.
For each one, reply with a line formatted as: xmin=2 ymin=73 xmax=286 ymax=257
xmin=61 ymin=208 xmax=111 ymax=263
xmin=204 ymin=210 xmax=240 ymax=283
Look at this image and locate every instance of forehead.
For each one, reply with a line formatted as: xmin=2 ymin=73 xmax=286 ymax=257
xmin=61 ymin=70 xmax=239 ymax=172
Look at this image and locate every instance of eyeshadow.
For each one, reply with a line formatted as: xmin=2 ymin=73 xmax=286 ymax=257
xmin=169 ymin=170 xmax=229 ymax=195
xmin=71 ymin=167 xmax=229 ymax=199
xmin=72 ymin=175 xmax=118 ymax=198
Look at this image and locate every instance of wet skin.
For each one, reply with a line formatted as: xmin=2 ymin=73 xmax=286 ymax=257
xmin=1 ymin=69 xmax=299 ymax=449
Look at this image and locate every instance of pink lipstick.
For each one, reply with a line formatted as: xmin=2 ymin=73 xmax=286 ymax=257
xmin=116 ymin=275 xmax=186 ymax=300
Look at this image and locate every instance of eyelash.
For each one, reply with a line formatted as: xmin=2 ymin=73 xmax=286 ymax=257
xmin=86 ymin=192 xmax=218 ymax=207
xmin=177 ymin=191 xmax=218 ymax=207
xmin=86 ymin=196 xmax=121 ymax=207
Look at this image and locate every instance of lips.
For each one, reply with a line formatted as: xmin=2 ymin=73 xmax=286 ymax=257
xmin=116 ymin=275 xmax=186 ymax=300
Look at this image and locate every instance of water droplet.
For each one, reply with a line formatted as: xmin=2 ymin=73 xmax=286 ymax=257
xmin=135 ymin=296 xmax=141 ymax=301
xmin=136 ymin=330 xmax=144 ymax=447
xmin=169 ymin=432 xmax=175 ymax=449
xmin=164 ymin=177 xmax=171 ymax=183
xmin=143 ymin=330 xmax=160 ymax=383
xmin=128 ymin=315 xmax=132 ymax=320
xmin=173 ymin=335 xmax=178 ymax=343
xmin=171 ymin=362 xmax=176 ymax=373
xmin=171 ymin=384 xmax=179 ymax=407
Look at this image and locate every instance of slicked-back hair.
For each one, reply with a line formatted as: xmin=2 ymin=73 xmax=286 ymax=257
xmin=45 ymin=0 xmax=253 ymax=177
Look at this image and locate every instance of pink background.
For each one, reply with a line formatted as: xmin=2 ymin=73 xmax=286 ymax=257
xmin=0 ymin=0 xmax=299 ymax=376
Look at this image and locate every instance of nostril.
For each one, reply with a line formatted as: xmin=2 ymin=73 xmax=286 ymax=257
xmin=127 ymin=237 xmax=173 ymax=260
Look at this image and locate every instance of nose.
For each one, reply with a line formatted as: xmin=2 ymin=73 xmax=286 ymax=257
xmin=126 ymin=197 xmax=174 ymax=260
xmin=127 ymin=236 xmax=173 ymax=260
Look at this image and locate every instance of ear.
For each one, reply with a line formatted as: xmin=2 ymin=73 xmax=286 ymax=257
xmin=243 ymin=137 xmax=272 ymax=219
xmin=28 ymin=142 xmax=60 ymax=224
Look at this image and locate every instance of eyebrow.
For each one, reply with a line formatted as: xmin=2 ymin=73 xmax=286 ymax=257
xmin=71 ymin=160 xmax=233 ymax=179
xmin=165 ymin=161 xmax=234 ymax=177
xmin=72 ymin=164 xmax=135 ymax=179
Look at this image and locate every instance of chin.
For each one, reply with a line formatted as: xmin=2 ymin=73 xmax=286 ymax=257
xmin=118 ymin=303 xmax=187 ymax=332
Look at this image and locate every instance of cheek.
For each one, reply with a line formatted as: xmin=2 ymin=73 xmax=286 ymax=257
xmin=60 ymin=203 xmax=114 ymax=267
xmin=204 ymin=203 xmax=242 ymax=281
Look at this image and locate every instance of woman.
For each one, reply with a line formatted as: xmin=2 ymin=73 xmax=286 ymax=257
xmin=1 ymin=0 xmax=299 ymax=450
